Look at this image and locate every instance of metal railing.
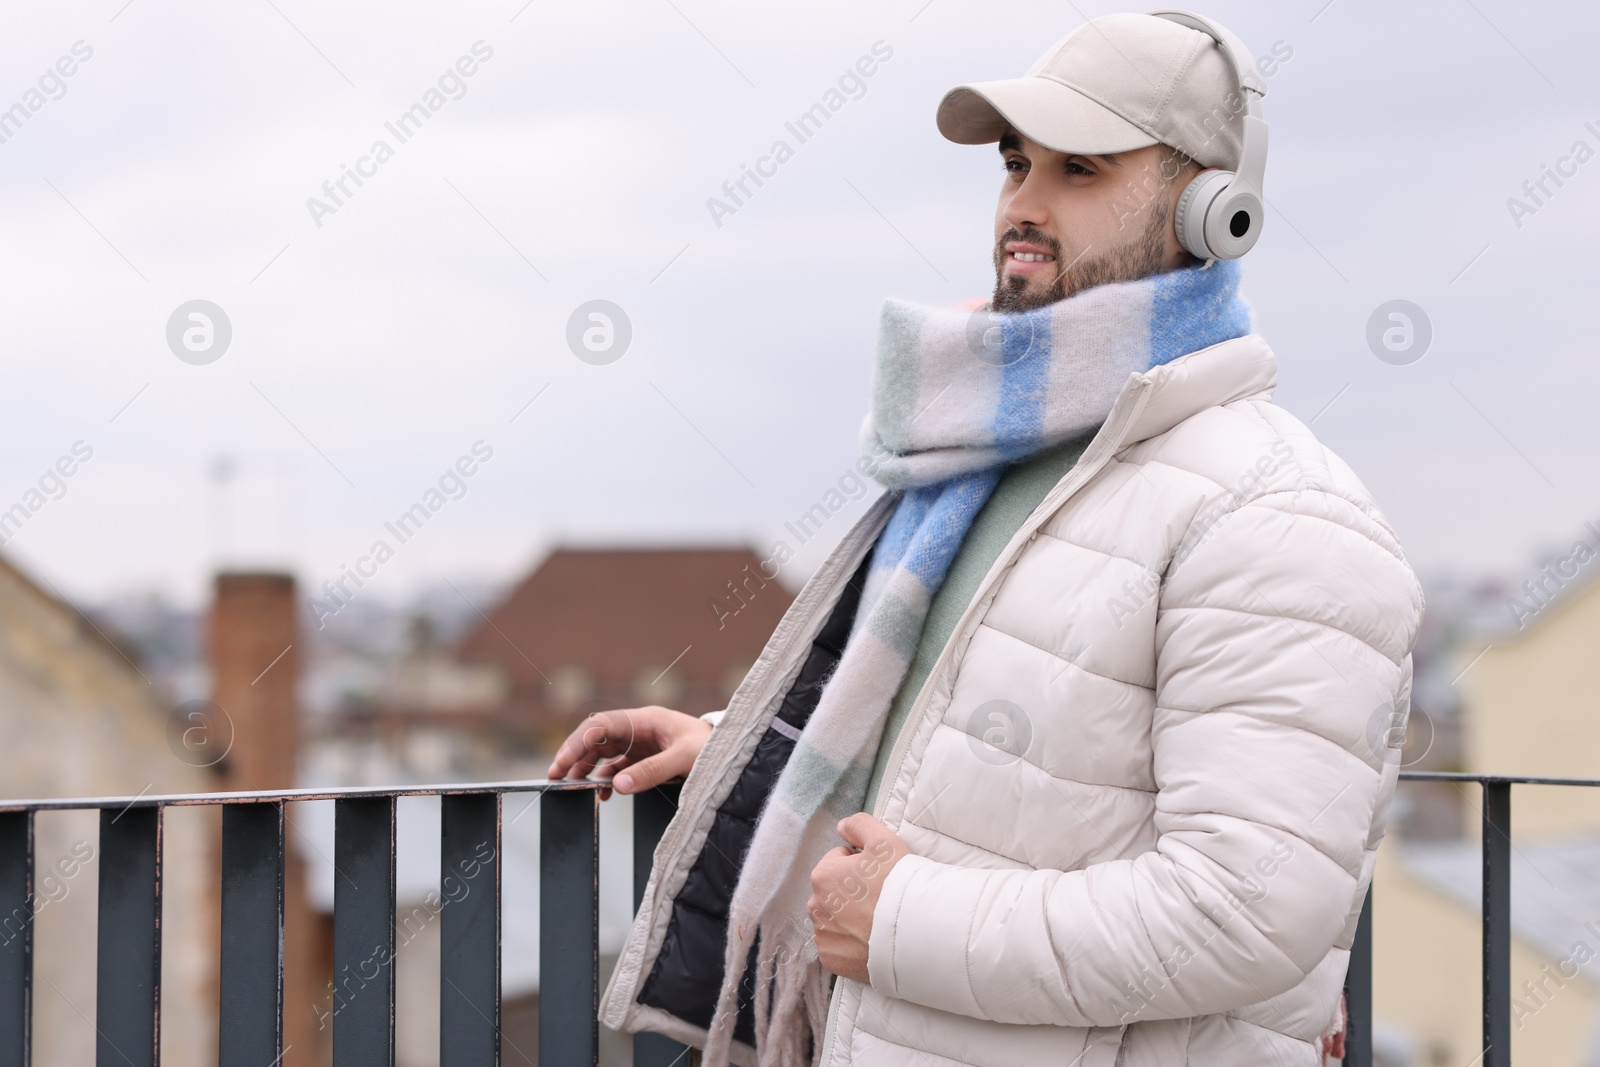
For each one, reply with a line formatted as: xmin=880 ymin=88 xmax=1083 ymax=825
xmin=2 ymin=769 xmax=1577 ymax=1066
xmin=1341 ymin=770 xmax=1600 ymax=1067
xmin=0 ymin=778 xmax=688 ymax=1067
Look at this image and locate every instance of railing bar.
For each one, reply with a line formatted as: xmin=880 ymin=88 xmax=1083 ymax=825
xmin=633 ymin=785 xmax=689 ymax=1067
xmin=1401 ymin=771 xmax=1600 ymax=786
xmin=220 ymin=802 xmax=285 ymax=1067
xmin=440 ymin=793 xmax=501 ymax=1067
xmin=0 ymin=810 xmax=33 ymax=1067
xmin=1343 ymin=884 xmax=1373 ymax=1067
xmin=1483 ymin=780 xmax=1512 ymax=1067
xmin=541 ymin=789 xmax=599 ymax=1066
xmin=333 ymin=796 xmax=397 ymax=1067
xmin=96 ymin=806 xmax=162 ymax=1067
xmin=632 ymin=785 xmax=677 ymax=911
xmin=0 ymin=777 xmax=615 ymax=814
xmin=10 ymin=769 xmax=1591 ymax=813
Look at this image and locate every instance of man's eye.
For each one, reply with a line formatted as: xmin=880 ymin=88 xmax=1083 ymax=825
xmin=1067 ymin=162 xmax=1094 ymax=177
xmin=1004 ymin=157 xmax=1026 ymax=173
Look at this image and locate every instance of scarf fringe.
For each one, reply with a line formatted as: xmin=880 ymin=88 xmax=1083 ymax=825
xmin=763 ymin=941 xmax=809 ymax=1067
xmin=701 ymin=908 xmax=825 ymax=1067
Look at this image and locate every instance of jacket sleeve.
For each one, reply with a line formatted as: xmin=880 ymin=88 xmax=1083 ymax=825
xmin=865 ymin=486 xmax=1423 ymax=1027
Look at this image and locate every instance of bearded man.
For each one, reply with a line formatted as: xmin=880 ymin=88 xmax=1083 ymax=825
xmin=553 ymin=10 xmax=1423 ymax=1065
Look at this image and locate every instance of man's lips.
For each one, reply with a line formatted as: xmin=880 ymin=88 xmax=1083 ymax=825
xmin=1003 ymin=240 xmax=1057 ymax=277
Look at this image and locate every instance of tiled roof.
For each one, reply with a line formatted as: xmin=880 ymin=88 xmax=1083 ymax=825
xmin=1402 ymin=834 xmax=1600 ymax=981
xmin=456 ymin=545 xmax=794 ymax=728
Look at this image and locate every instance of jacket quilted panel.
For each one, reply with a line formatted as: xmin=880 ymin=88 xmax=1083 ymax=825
xmin=603 ymin=334 xmax=1424 ymax=1067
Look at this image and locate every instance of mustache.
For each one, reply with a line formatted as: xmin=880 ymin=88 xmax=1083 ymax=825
xmin=994 ymin=226 xmax=1062 ymax=258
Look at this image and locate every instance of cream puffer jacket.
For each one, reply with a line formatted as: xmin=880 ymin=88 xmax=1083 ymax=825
xmin=603 ymin=333 xmax=1425 ymax=1066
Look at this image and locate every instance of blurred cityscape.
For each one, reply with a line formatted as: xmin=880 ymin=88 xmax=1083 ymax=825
xmin=6 ymin=512 xmax=1600 ymax=1064
xmin=0 ymin=539 xmax=794 ymax=1066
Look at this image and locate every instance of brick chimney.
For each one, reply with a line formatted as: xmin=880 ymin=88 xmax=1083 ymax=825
xmin=210 ymin=573 xmax=299 ymax=790
xmin=207 ymin=572 xmax=322 ymax=1066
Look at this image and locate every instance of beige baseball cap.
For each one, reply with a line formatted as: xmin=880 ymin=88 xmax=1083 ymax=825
xmin=936 ymin=11 xmax=1250 ymax=171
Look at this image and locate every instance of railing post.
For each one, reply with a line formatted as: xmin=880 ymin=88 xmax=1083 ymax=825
xmin=1343 ymin=884 xmax=1373 ymax=1067
xmin=541 ymin=788 xmax=599 ymax=1067
xmin=0 ymin=811 xmax=32 ymax=1067
xmin=97 ymin=806 xmax=162 ymax=1067
xmin=441 ymin=793 xmax=501 ymax=1067
xmin=334 ymin=796 xmax=397 ymax=1067
xmin=633 ymin=784 xmax=689 ymax=1067
xmin=219 ymin=802 xmax=285 ymax=1067
xmin=1483 ymin=780 xmax=1512 ymax=1067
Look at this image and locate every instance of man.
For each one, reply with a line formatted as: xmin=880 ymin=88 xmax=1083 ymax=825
xmin=551 ymin=11 xmax=1423 ymax=1065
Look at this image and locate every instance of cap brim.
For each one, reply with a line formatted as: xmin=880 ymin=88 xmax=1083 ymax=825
xmin=936 ymin=78 xmax=1159 ymax=156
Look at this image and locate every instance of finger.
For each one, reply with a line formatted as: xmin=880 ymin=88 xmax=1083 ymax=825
xmin=546 ymin=741 xmax=576 ymax=779
xmin=559 ymin=743 xmax=611 ymax=782
xmin=597 ymin=709 xmax=642 ymax=763
xmin=836 ymin=812 xmax=884 ymax=850
xmin=547 ymin=716 xmax=607 ymax=778
xmin=611 ymin=747 xmax=683 ymax=794
xmin=592 ymin=751 xmax=636 ymax=777
xmin=809 ymin=849 xmax=851 ymax=892
xmin=548 ymin=713 xmax=627 ymax=778
xmin=810 ymin=847 xmax=853 ymax=877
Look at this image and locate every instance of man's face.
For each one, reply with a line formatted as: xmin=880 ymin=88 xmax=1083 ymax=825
xmin=992 ymin=129 xmax=1198 ymax=312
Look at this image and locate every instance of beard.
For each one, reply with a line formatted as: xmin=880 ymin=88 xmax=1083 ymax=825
xmin=991 ymin=198 xmax=1177 ymax=313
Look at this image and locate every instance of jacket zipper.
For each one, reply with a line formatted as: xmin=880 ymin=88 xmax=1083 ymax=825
xmin=817 ymin=376 xmax=1154 ymax=1064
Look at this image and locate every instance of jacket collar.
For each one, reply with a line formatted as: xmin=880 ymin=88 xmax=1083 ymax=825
xmin=1120 ymin=334 xmax=1277 ymax=448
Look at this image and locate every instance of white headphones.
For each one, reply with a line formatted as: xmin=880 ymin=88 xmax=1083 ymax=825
xmin=1149 ymin=9 xmax=1269 ymax=260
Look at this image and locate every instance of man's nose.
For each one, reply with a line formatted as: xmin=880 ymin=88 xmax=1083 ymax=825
xmin=1003 ymin=173 xmax=1049 ymax=232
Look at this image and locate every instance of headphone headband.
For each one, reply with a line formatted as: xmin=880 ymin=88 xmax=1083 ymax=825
xmin=1149 ymin=10 xmax=1267 ymax=101
xmin=1146 ymin=9 xmax=1269 ymax=259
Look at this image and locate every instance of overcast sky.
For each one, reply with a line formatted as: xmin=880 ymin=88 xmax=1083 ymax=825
xmin=1 ymin=0 xmax=1596 ymax=610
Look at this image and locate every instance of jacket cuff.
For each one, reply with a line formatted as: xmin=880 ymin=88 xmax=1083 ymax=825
xmin=866 ymin=853 xmax=934 ymax=999
xmin=699 ymin=709 xmax=726 ymax=727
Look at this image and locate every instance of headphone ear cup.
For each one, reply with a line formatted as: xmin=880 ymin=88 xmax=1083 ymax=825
xmin=1173 ymin=169 xmax=1234 ymax=260
xmin=1204 ymin=185 xmax=1264 ymax=260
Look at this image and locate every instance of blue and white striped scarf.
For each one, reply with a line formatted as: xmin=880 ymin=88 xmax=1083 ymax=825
xmin=705 ymin=259 xmax=1252 ymax=1067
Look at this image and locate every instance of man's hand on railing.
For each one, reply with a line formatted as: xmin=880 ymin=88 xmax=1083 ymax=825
xmin=546 ymin=706 xmax=712 ymax=800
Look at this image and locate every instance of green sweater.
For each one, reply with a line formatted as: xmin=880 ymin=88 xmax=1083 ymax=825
xmin=862 ymin=431 xmax=1094 ymax=812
